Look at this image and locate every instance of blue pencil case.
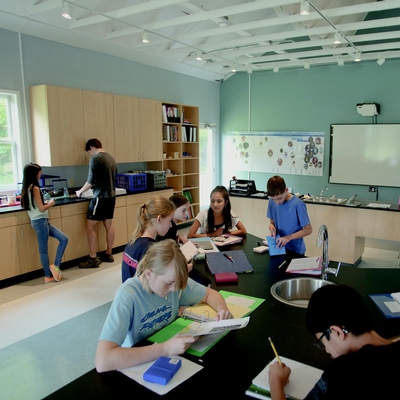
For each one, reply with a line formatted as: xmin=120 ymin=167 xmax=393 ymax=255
xmin=143 ymin=356 xmax=182 ymax=385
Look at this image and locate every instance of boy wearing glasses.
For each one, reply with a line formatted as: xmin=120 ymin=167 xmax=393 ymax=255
xmin=268 ymin=284 xmax=399 ymax=399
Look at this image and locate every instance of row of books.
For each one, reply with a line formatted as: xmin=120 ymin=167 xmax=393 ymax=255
xmin=183 ymin=126 xmax=197 ymax=142
xmin=162 ymin=125 xmax=178 ymax=142
xmin=162 ymin=105 xmax=180 ymax=123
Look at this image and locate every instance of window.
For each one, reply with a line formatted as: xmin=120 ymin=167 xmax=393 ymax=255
xmin=0 ymin=90 xmax=24 ymax=192
xmin=199 ymin=125 xmax=217 ymax=208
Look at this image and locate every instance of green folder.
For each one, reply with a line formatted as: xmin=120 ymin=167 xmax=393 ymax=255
xmin=148 ymin=291 xmax=265 ymax=357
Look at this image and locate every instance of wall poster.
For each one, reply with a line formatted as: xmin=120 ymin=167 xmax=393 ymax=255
xmin=226 ymin=131 xmax=325 ymax=176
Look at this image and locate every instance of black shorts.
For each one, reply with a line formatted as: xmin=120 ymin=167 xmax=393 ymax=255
xmin=87 ymin=197 xmax=116 ymax=221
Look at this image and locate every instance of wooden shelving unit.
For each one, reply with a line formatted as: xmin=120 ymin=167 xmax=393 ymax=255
xmin=149 ymin=103 xmax=200 ymax=222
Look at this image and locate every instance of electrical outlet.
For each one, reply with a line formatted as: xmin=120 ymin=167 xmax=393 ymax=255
xmin=369 ymin=186 xmax=377 ymax=192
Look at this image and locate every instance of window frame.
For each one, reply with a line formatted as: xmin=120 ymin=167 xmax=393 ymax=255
xmin=0 ymin=89 xmax=27 ymax=194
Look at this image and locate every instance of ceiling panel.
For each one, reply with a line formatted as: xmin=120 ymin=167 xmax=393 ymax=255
xmin=1 ymin=0 xmax=399 ymax=82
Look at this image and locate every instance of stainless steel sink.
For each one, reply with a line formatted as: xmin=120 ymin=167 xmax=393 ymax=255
xmin=307 ymin=196 xmax=347 ymax=204
xmin=270 ymin=277 xmax=335 ymax=308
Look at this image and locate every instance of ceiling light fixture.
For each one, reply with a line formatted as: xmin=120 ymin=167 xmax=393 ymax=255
xmin=300 ymin=0 xmax=310 ymax=16
xmin=354 ymin=52 xmax=362 ymax=62
xmin=219 ymin=16 xmax=231 ymax=27
xmin=195 ymin=50 xmax=202 ymax=61
xmin=61 ymin=2 xmax=72 ymax=19
xmin=247 ymin=65 xmax=253 ymax=74
xmin=304 ymin=61 xmax=310 ymax=69
xmin=231 ymin=63 xmax=237 ymax=73
xmin=333 ymin=32 xmax=342 ymax=44
xmin=337 ymin=58 xmax=344 ymax=66
xmin=377 ymin=57 xmax=385 ymax=66
xmin=141 ymin=30 xmax=149 ymax=43
xmin=273 ymin=65 xmax=279 ymax=73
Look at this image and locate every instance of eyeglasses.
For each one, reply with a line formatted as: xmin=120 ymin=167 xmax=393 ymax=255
xmin=314 ymin=328 xmax=330 ymax=350
xmin=314 ymin=327 xmax=349 ymax=350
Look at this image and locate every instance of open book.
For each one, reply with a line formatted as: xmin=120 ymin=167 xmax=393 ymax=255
xmin=247 ymin=356 xmax=323 ymax=400
xmin=177 ymin=316 xmax=249 ymax=337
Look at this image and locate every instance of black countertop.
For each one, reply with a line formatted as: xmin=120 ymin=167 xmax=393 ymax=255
xmin=0 ymin=187 xmax=173 ymax=215
xmin=45 ymin=233 xmax=400 ymax=399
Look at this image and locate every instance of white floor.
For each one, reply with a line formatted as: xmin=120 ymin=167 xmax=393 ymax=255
xmin=0 ymin=238 xmax=398 ymax=399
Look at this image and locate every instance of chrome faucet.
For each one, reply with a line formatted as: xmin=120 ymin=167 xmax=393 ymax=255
xmin=319 ymin=186 xmax=328 ymax=200
xmin=316 ymin=224 xmax=340 ymax=280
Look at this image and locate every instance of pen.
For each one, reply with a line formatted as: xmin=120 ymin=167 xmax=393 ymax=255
xmin=268 ymin=337 xmax=282 ymax=365
xmin=223 ymin=253 xmax=234 ymax=262
xmin=278 ymin=260 xmax=286 ymax=269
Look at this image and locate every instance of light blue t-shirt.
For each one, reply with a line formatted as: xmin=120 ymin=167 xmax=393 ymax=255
xmin=266 ymin=195 xmax=310 ymax=255
xmin=99 ymin=276 xmax=206 ymax=348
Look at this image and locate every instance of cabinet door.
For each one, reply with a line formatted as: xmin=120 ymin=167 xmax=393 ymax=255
xmin=114 ymin=95 xmax=141 ymax=162
xmin=30 ymin=85 xmax=84 ymax=166
xmin=0 ymin=226 xmax=20 ymax=280
xmin=18 ymin=219 xmax=63 ymax=274
xmin=140 ymin=99 xmax=162 ymax=161
xmin=97 ymin=198 xmax=128 ymax=250
xmin=83 ymin=90 xmax=115 ymax=158
xmin=61 ymin=214 xmax=89 ymax=261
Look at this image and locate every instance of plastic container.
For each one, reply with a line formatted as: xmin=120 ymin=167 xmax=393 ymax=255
xmin=145 ymin=171 xmax=167 ymax=190
xmin=116 ymin=173 xmax=147 ymax=193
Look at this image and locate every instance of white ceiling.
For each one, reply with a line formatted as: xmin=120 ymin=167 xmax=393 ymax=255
xmin=1 ymin=0 xmax=400 ymax=82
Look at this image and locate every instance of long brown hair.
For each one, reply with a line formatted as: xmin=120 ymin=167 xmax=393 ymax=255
xmin=21 ymin=163 xmax=43 ymax=211
xmin=129 ymin=196 xmax=175 ymax=244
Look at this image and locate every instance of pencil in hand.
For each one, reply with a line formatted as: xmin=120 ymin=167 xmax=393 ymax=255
xmin=268 ymin=336 xmax=282 ymax=365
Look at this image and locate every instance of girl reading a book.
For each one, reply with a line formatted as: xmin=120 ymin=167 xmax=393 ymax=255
xmin=121 ymin=196 xmax=175 ymax=283
xmin=187 ymin=185 xmax=247 ymax=239
xmin=157 ymin=193 xmax=190 ymax=244
xmin=96 ymin=240 xmax=233 ymax=372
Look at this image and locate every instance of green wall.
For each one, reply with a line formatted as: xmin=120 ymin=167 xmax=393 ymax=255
xmin=220 ymin=60 xmax=400 ymax=203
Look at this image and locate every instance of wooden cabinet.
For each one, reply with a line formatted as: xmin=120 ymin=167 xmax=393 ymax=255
xmin=113 ymin=96 xmax=162 ymax=162
xmin=60 ymin=202 xmax=90 ymax=261
xmin=97 ymin=196 xmax=128 ymax=250
xmin=30 ymin=85 xmax=85 ymax=166
xmin=83 ymin=90 xmax=115 ymax=158
xmin=0 ymin=207 xmax=62 ymax=279
xmin=0 ymin=213 xmax=19 ymax=280
xmin=113 ymin=95 xmax=141 ymax=162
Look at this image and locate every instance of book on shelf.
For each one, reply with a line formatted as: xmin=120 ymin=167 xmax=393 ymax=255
xmin=183 ymin=190 xmax=193 ymax=204
xmin=247 ymin=356 xmax=323 ymax=400
xmin=162 ymin=105 xmax=167 ymax=122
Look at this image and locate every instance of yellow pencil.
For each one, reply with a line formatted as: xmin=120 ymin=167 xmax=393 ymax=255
xmin=268 ymin=337 xmax=282 ymax=365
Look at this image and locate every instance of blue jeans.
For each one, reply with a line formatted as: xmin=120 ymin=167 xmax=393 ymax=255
xmin=31 ymin=218 xmax=69 ymax=277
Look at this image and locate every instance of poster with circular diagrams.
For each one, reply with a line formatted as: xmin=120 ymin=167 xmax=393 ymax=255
xmin=226 ymin=131 xmax=324 ymax=176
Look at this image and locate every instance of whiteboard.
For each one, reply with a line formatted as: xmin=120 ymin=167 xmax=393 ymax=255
xmin=226 ymin=131 xmax=325 ymax=176
xmin=329 ymin=124 xmax=400 ymax=187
